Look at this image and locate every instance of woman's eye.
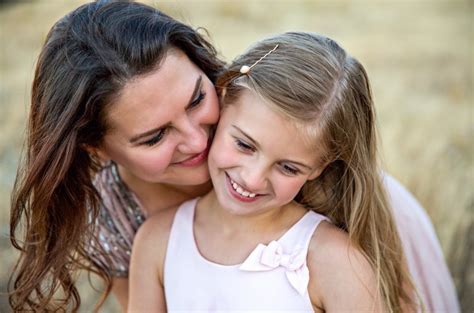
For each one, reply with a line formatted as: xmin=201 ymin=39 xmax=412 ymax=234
xmin=187 ymin=91 xmax=206 ymax=110
xmin=142 ymin=129 xmax=167 ymax=147
xmin=235 ymin=139 xmax=255 ymax=152
xmin=281 ymin=164 xmax=299 ymax=175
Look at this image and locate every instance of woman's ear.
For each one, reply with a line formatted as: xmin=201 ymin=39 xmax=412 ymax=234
xmin=81 ymin=144 xmax=110 ymax=162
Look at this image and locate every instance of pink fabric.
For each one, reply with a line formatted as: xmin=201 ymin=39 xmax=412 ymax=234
xmin=164 ymin=198 xmax=327 ymax=312
xmin=88 ymin=162 xmax=146 ymax=276
xmin=240 ymin=240 xmax=310 ymax=295
xmin=383 ymin=174 xmax=460 ymax=312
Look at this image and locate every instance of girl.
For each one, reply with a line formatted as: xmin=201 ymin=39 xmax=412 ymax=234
xmin=128 ymin=32 xmax=418 ymax=312
xmin=9 ymin=1 xmax=224 ymax=311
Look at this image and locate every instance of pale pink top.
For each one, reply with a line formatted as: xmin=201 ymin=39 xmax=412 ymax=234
xmin=383 ymin=175 xmax=460 ymax=312
xmin=164 ymin=198 xmax=327 ymax=312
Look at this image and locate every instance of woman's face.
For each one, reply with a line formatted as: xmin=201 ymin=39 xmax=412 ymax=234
xmin=98 ymin=49 xmax=219 ymax=186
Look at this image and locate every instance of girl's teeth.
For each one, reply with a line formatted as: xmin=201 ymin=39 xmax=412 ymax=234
xmin=230 ymin=178 xmax=257 ymax=198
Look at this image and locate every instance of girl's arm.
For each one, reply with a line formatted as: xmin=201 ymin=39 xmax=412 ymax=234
xmin=307 ymin=222 xmax=384 ymax=312
xmin=128 ymin=208 xmax=177 ymax=312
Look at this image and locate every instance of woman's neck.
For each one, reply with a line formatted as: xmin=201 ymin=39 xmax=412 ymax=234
xmin=117 ymin=164 xmax=212 ymax=215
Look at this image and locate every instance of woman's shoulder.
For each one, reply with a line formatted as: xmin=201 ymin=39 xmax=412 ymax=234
xmin=306 ymin=222 xmax=381 ymax=311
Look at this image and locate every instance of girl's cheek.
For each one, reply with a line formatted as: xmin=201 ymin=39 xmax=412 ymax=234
xmin=275 ymin=178 xmax=308 ymax=202
xmin=209 ymin=138 xmax=239 ymax=169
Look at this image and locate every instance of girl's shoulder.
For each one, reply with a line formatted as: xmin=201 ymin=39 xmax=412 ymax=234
xmin=130 ymin=205 xmax=181 ymax=285
xmin=135 ymin=204 xmax=180 ymax=249
xmin=306 ymin=222 xmax=382 ymax=311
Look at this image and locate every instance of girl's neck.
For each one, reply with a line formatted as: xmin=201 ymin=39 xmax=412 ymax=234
xmin=117 ymin=164 xmax=212 ymax=215
xmin=198 ymin=190 xmax=293 ymax=236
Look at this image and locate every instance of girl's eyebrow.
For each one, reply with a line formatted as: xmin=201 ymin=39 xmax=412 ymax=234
xmin=232 ymin=125 xmax=260 ymax=149
xmin=232 ymin=125 xmax=313 ymax=170
xmin=129 ymin=75 xmax=203 ymax=144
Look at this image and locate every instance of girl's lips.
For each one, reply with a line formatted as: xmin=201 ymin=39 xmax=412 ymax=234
xmin=174 ymin=144 xmax=210 ymax=167
xmin=225 ymin=173 xmax=261 ymax=203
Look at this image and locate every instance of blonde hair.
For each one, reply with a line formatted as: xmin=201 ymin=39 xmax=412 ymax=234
xmin=217 ymin=32 xmax=419 ymax=312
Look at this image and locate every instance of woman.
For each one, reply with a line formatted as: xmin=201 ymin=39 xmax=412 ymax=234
xmin=9 ymin=1 xmax=458 ymax=312
xmin=9 ymin=1 xmax=224 ymax=311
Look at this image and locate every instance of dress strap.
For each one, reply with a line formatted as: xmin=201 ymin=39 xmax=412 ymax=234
xmin=278 ymin=210 xmax=329 ymax=251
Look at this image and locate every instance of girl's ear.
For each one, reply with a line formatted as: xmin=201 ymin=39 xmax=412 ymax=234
xmin=308 ymin=167 xmax=323 ymax=181
xmin=307 ymin=161 xmax=329 ymax=181
xmin=81 ymin=144 xmax=110 ymax=162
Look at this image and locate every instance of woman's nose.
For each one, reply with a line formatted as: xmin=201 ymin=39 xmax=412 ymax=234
xmin=176 ymin=118 xmax=208 ymax=154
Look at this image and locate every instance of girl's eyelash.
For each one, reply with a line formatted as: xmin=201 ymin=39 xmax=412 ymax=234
xmin=233 ymin=137 xmax=299 ymax=175
xmin=235 ymin=139 xmax=254 ymax=151
xmin=281 ymin=164 xmax=299 ymax=175
xmin=143 ymin=128 xmax=167 ymax=146
xmin=188 ymin=91 xmax=206 ymax=109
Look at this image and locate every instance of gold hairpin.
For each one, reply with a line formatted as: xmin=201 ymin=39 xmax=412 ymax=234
xmin=240 ymin=44 xmax=279 ymax=74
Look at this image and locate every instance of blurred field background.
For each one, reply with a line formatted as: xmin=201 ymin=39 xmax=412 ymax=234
xmin=0 ymin=0 xmax=472 ymax=311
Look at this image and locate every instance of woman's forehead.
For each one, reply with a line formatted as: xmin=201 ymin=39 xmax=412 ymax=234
xmin=105 ymin=50 xmax=203 ymax=135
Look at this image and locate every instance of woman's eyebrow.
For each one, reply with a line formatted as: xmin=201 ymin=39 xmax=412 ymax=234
xmin=129 ymin=75 xmax=203 ymax=144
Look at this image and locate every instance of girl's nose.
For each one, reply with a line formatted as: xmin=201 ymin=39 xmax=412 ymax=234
xmin=240 ymin=165 xmax=268 ymax=192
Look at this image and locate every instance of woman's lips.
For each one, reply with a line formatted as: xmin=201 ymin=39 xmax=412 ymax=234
xmin=174 ymin=144 xmax=210 ymax=167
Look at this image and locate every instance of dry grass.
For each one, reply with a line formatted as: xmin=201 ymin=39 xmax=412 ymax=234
xmin=0 ymin=0 xmax=472 ymax=311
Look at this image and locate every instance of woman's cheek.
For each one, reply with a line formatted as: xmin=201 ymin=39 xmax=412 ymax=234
xmin=135 ymin=149 xmax=174 ymax=176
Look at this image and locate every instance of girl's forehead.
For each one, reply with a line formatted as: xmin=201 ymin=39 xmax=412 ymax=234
xmin=225 ymin=88 xmax=321 ymax=149
xmin=221 ymin=89 xmax=322 ymax=161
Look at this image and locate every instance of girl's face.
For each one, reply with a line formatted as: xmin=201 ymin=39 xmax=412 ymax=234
xmin=208 ymin=88 xmax=323 ymax=216
xmin=97 ymin=49 xmax=219 ymax=186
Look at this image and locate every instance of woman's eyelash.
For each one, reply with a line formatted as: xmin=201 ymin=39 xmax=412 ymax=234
xmin=188 ymin=91 xmax=206 ymax=109
xmin=143 ymin=129 xmax=167 ymax=146
xmin=141 ymin=91 xmax=205 ymax=147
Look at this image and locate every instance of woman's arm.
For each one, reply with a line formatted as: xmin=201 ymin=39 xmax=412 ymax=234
xmin=128 ymin=208 xmax=177 ymax=312
xmin=307 ymin=222 xmax=384 ymax=312
xmin=111 ymin=278 xmax=129 ymax=310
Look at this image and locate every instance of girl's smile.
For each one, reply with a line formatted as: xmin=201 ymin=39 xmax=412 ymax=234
xmin=225 ymin=172 xmax=261 ymax=203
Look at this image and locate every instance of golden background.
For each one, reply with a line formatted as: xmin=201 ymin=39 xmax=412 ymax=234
xmin=0 ymin=0 xmax=472 ymax=311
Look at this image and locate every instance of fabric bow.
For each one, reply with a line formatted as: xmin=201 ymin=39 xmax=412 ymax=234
xmin=239 ymin=240 xmax=309 ymax=295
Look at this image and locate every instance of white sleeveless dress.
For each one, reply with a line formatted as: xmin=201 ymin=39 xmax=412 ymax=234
xmin=164 ymin=198 xmax=328 ymax=312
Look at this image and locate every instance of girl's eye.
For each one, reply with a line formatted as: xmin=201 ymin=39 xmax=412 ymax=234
xmin=281 ymin=164 xmax=299 ymax=175
xmin=187 ymin=91 xmax=206 ymax=110
xmin=235 ymin=139 xmax=255 ymax=152
xmin=142 ymin=128 xmax=167 ymax=147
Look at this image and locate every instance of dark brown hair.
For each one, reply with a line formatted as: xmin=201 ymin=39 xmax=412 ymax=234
xmin=218 ymin=32 xmax=419 ymax=312
xmin=9 ymin=0 xmax=224 ymax=311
